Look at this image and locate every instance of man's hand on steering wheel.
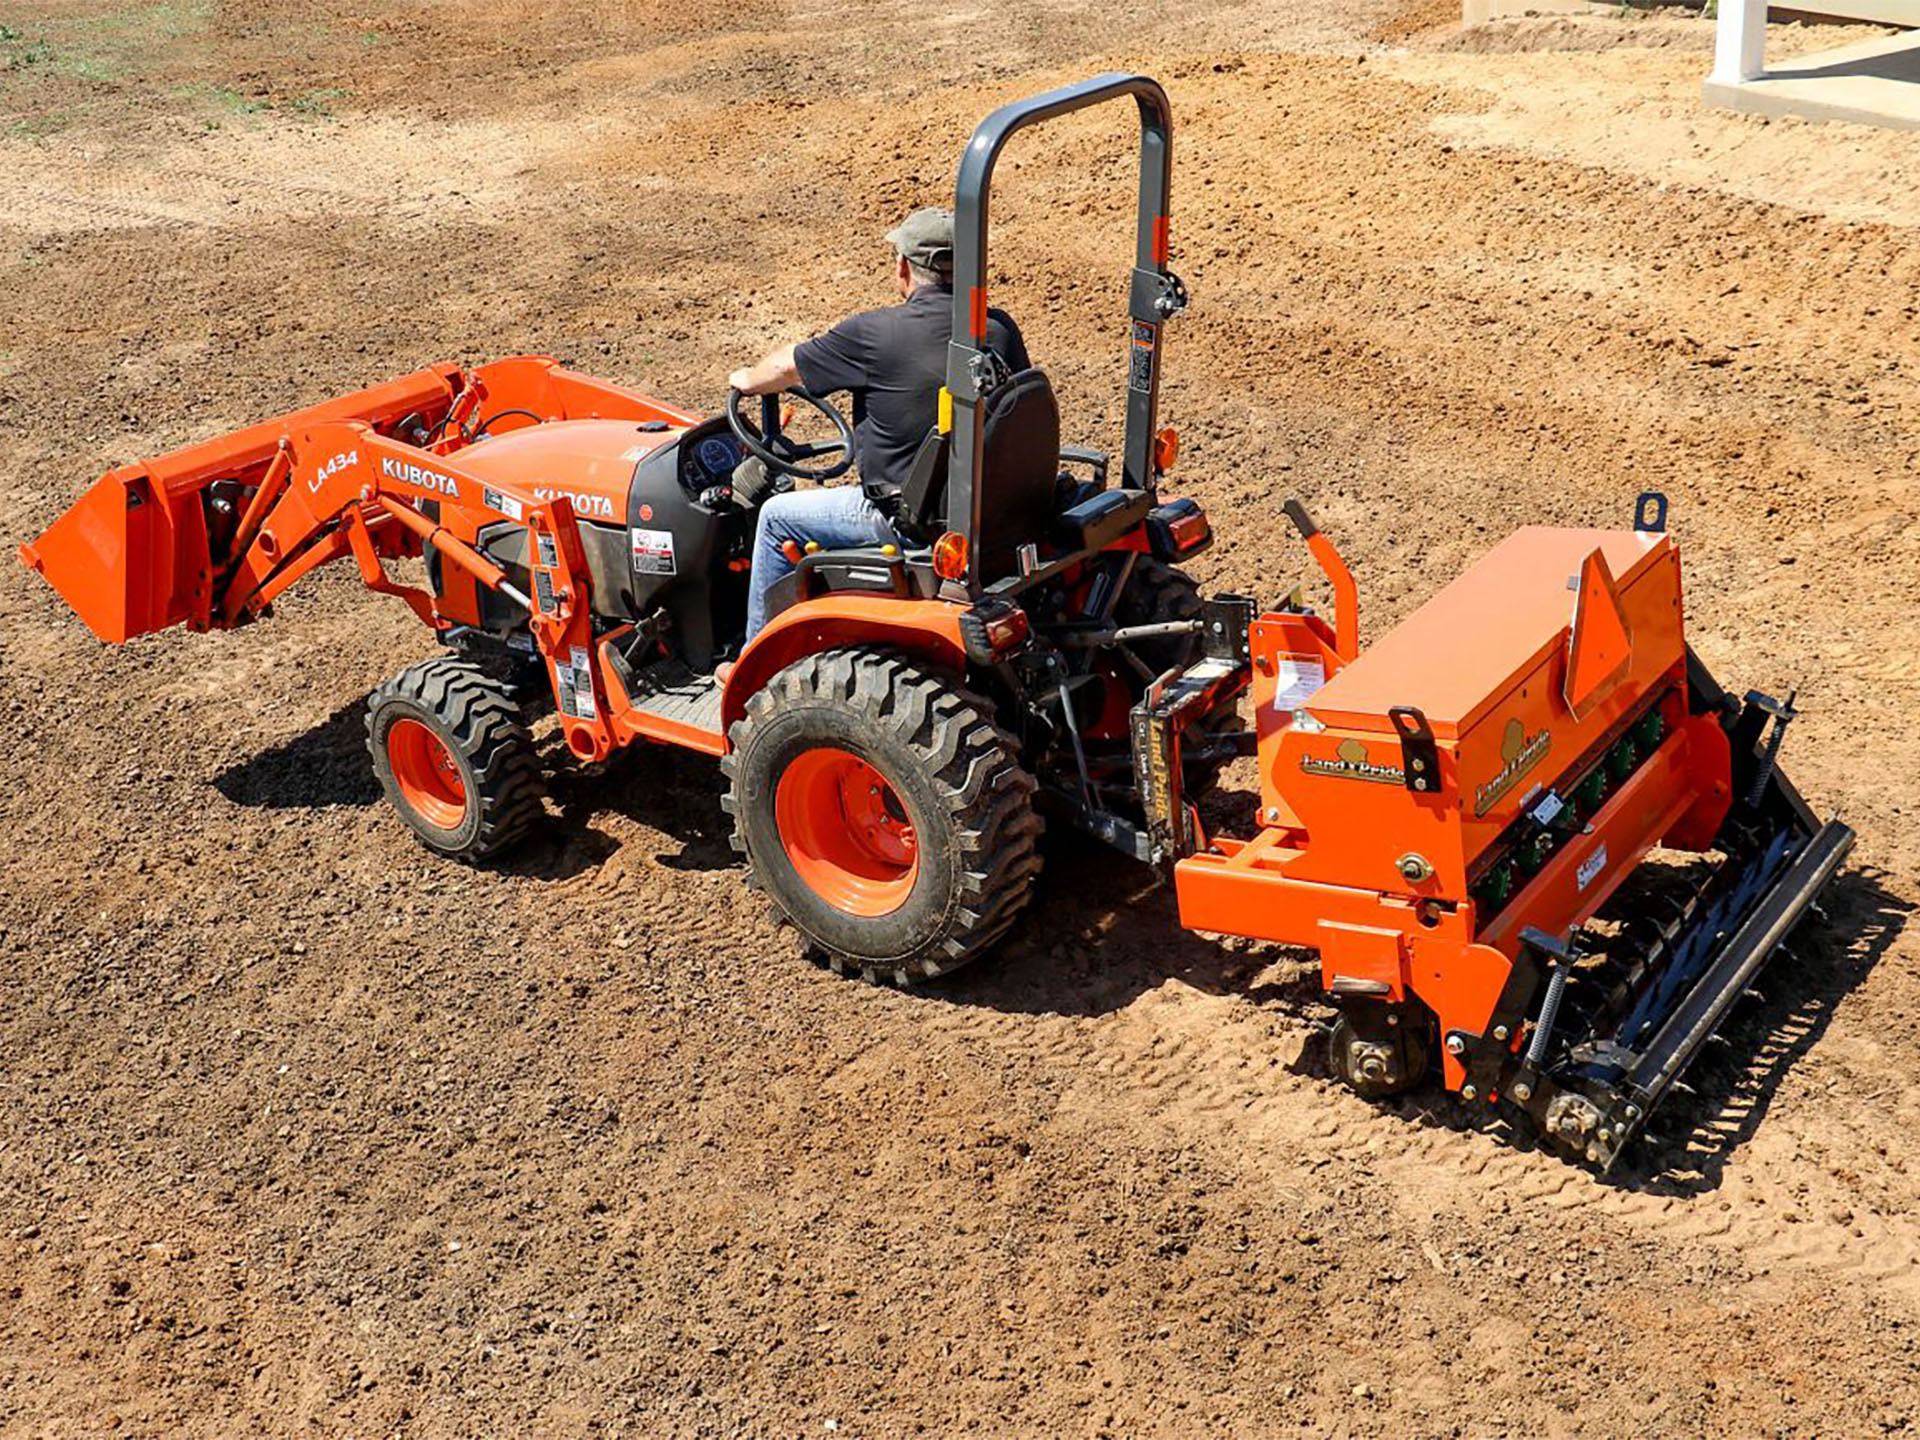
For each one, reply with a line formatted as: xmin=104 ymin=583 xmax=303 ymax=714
xmin=725 ymin=386 xmax=855 ymax=483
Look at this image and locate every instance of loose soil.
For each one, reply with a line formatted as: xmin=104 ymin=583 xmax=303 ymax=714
xmin=4 ymin=1 xmax=1920 ymax=1435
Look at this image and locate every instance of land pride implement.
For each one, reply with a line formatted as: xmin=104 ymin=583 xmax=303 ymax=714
xmin=22 ymin=75 xmax=1852 ymax=1167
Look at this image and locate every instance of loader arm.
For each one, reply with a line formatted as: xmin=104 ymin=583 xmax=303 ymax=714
xmin=220 ymin=421 xmax=618 ymax=760
xmin=21 ymin=355 xmax=692 ymax=763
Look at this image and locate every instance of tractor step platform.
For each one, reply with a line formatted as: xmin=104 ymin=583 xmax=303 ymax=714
xmin=624 ymin=662 xmax=725 ymax=743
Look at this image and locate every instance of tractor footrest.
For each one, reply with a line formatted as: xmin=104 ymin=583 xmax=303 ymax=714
xmin=627 ymin=664 xmax=724 ymax=735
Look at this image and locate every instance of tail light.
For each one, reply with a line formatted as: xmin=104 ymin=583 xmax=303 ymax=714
xmin=960 ymin=598 xmax=1030 ymax=662
xmin=1147 ymin=498 xmax=1212 ymax=560
xmin=932 ymin=530 xmax=970 ymax=581
xmin=1154 ymin=426 xmax=1180 ymax=473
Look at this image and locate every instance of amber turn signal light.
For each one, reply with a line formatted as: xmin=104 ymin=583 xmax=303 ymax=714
xmin=1154 ymin=426 xmax=1180 ymax=472
xmin=932 ymin=531 xmax=970 ymax=581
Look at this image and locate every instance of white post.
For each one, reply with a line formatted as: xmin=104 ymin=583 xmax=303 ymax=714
xmin=1710 ymin=0 xmax=1770 ymax=84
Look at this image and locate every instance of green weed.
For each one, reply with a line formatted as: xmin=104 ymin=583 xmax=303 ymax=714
xmin=287 ymin=86 xmax=348 ymax=117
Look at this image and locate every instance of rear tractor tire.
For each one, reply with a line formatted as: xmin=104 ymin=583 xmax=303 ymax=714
xmin=722 ymin=648 xmax=1044 ymax=985
xmin=1115 ymin=557 xmax=1236 ymax=794
xmin=366 ymin=656 xmax=545 ymax=862
xmin=1114 ymin=556 xmax=1207 ymax=676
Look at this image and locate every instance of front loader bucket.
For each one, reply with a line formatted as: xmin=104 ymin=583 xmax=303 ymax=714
xmin=20 ymin=363 xmax=464 ymax=643
xmin=21 ymin=464 xmax=211 ymax=643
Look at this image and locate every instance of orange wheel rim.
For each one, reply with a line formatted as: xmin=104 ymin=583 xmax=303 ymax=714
xmin=388 ymin=717 xmax=468 ymax=830
xmin=774 ymin=747 xmax=919 ymax=918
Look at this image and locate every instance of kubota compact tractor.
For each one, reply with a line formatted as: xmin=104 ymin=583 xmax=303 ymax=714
xmin=23 ymin=75 xmax=1852 ymax=1167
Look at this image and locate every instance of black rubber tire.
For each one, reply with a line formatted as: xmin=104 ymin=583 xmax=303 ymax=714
xmin=1114 ymin=556 xmax=1206 ymax=676
xmin=1114 ymin=557 xmax=1236 ymax=793
xmin=366 ymin=656 xmax=545 ymax=861
xmin=721 ymin=648 xmax=1043 ymax=985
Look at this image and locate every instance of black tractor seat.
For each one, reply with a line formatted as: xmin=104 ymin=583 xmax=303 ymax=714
xmin=761 ymin=367 xmax=1153 ymax=621
xmin=897 ymin=366 xmax=1150 ymax=563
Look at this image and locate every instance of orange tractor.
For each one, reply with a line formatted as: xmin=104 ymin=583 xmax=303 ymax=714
xmin=22 ymin=76 xmax=1850 ymax=1167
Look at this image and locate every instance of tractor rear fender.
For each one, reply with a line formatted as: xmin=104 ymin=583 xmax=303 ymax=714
xmin=721 ymin=596 xmax=971 ymax=737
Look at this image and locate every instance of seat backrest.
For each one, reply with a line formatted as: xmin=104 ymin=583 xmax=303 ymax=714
xmin=896 ymin=428 xmax=950 ymax=543
xmin=975 ymin=367 xmax=1061 ymax=581
xmin=892 ymin=368 xmax=1062 ymax=572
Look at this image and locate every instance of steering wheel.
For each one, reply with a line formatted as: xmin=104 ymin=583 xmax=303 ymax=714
xmin=725 ymin=386 xmax=855 ymax=482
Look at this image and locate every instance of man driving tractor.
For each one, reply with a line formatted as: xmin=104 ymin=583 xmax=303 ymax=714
xmin=724 ymin=206 xmax=1030 ymax=656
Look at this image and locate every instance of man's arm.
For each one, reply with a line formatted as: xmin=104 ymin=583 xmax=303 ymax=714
xmin=729 ymin=343 xmax=800 ymax=396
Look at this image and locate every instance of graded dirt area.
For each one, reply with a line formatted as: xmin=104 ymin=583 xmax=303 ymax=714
xmin=4 ymin=0 xmax=1920 ymax=1434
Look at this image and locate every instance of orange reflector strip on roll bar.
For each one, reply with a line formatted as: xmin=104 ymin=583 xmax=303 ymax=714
xmin=969 ymin=287 xmax=988 ymax=340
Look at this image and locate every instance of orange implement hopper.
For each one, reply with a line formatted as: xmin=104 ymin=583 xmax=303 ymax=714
xmin=1174 ymin=505 xmax=1851 ymax=1167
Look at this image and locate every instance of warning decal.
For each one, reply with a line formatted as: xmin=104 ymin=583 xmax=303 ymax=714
xmin=1128 ymin=321 xmax=1157 ymax=394
xmin=1271 ymin=655 xmax=1326 ymax=713
xmin=631 ymin=526 xmax=676 ymax=576
xmin=482 ymin=487 xmax=524 ymax=521
xmin=556 ymin=645 xmax=597 ymax=721
xmin=568 ymin=645 xmax=596 ymax=720
xmin=1576 ymin=843 xmax=1608 ymax=891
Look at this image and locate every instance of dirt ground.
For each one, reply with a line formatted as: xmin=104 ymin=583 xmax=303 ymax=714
xmin=5 ymin=0 xmax=1920 ymax=1434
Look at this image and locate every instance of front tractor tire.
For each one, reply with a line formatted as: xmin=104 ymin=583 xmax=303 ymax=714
xmin=722 ymin=649 xmax=1043 ymax=985
xmin=366 ymin=656 xmax=545 ymax=862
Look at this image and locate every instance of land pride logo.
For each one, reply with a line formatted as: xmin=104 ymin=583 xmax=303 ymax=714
xmin=1474 ymin=717 xmax=1551 ymax=817
xmin=1300 ymin=737 xmax=1405 ymax=786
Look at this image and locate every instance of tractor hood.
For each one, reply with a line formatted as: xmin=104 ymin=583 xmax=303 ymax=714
xmin=453 ymin=418 xmax=682 ymax=526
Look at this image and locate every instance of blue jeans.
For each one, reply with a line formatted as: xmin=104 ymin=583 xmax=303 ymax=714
xmin=745 ymin=485 xmax=899 ymax=641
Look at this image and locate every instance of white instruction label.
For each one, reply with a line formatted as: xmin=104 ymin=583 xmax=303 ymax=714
xmin=482 ymin=487 xmax=524 ymax=521
xmin=1576 ymin=843 xmax=1608 ymax=891
xmin=567 ymin=645 xmax=596 ymax=720
xmin=631 ymin=526 xmax=676 ymax=576
xmin=1272 ymin=655 xmax=1326 ymax=713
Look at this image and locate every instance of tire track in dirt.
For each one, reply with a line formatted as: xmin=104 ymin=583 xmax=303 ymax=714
xmin=927 ymin=936 xmax=1920 ymax=1307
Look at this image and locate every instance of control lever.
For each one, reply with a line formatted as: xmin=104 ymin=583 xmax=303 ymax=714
xmin=730 ymin=455 xmax=776 ymax=509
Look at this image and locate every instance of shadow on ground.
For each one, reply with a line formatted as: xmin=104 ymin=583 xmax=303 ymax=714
xmin=212 ymin=710 xmax=1905 ymax=1195
xmin=211 ymin=702 xmax=381 ymax=808
xmin=210 ymin=699 xmax=735 ymax=882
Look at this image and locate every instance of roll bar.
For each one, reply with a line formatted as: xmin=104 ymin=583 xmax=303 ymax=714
xmin=943 ymin=73 xmax=1183 ymax=589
